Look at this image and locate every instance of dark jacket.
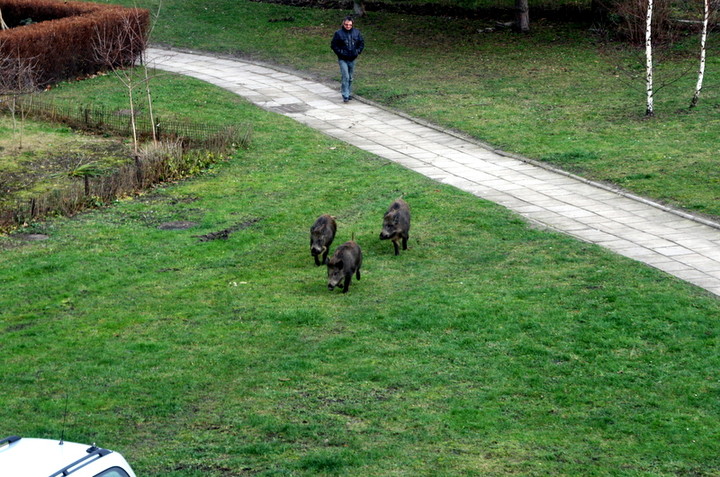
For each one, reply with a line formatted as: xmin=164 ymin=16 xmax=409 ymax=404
xmin=331 ymin=27 xmax=364 ymax=61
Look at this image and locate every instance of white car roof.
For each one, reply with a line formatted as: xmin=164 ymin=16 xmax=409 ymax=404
xmin=0 ymin=436 xmax=136 ymax=477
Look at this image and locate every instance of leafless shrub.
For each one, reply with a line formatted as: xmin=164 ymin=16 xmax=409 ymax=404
xmin=0 ymin=49 xmax=39 ymax=149
xmin=598 ymin=0 xmax=678 ymax=44
xmin=92 ymin=9 xmax=150 ymax=153
xmin=137 ymin=138 xmax=184 ymax=185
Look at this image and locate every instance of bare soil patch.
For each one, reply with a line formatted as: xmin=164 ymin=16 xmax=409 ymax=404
xmin=193 ymin=218 xmax=262 ymax=241
xmin=158 ymin=221 xmax=199 ymax=230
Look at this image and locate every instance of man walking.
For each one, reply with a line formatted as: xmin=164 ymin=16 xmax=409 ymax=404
xmin=331 ymin=16 xmax=364 ymax=103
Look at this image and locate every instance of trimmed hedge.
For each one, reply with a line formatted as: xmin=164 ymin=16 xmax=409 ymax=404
xmin=0 ymin=0 xmax=150 ymax=87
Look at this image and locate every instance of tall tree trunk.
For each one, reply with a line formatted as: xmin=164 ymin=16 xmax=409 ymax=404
xmin=515 ymin=0 xmax=530 ymax=33
xmin=142 ymin=1 xmax=161 ymax=143
xmin=128 ymin=81 xmax=139 ymax=154
xmin=144 ymin=65 xmax=157 ymax=143
xmin=353 ymin=0 xmax=365 ymax=17
xmin=645 ymin=0 xmax=654 ymax=116
xmin=690 ymin=0 xmax=709 ymax=109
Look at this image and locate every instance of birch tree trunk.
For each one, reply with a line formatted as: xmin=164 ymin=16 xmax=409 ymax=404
xmin=140 ymin=2 xmax=161 ymax=144
xmin=0 ymin=8 xmax=8 ymax=30
xmin=690 ymin=0 xmax=709 ymax=109
xmin=645 ymin=0 xmax=654 ymax=116
xmin=143 ymin=61 xmax=157 ymax=144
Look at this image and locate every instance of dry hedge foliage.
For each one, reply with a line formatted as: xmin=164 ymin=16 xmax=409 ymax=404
xmin=0 ymin=0 xmax=150 ymax=87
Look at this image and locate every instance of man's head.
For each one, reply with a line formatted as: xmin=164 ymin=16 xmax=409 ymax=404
xmin=342 ymin=16 xmax=353 ymax=30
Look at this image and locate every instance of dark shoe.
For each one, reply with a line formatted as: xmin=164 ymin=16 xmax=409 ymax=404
xmin=343 ymin=97 xmax=349 ymax=103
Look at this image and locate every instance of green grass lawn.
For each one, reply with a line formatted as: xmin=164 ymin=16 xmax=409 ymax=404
xmin=2 ymin=73 xmax=720 ymax=476
xmin=87 ymin=0 xmax=720 ymax=221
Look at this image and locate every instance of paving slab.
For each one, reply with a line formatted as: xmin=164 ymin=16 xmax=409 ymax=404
xmin=146 ymin=47 xmax=720 ymax=297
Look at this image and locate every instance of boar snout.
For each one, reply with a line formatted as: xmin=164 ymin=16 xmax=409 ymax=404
xmin=311 ymin=244 xmax=326 ymax=256
xmin=327 ymin=274 xmax=343 ymax=291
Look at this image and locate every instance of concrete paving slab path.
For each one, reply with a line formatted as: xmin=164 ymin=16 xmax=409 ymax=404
xmin=146 ymin=47 xmax=720 ymax=297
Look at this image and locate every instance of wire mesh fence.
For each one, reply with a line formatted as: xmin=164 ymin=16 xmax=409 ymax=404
xmin=0 ymin=95 xmax=252 ymax=149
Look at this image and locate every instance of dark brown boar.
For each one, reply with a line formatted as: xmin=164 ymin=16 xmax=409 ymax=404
xmin=379 ymin=199 xmax=410 ymax=256
xmin=310 ymin=214 xmax=337 ymax=266
xmin=327 ymin=240 xmax=362 ymax=293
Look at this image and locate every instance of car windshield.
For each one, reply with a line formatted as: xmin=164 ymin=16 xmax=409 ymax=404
xmin=94 ymin=467 xmax=130 ymax=477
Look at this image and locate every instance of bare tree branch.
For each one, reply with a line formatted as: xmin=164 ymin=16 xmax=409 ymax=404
xmin=0 ymin=48 xmax=39 ymax=149
xmin=139 ymin=1 xmax=163 ymax=144
xmin=92 ymin=11 xmax=149 ymax=153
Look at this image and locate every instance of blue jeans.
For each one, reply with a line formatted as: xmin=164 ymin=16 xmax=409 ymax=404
xmin=338 ymin=59 xmax=355 ymax=100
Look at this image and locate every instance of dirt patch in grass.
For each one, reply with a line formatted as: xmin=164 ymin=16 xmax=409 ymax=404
xmin=158 ymin=221 xmax=199 ymax=230
xmin=11 ymin=233 xmax=50 ymax=241
xmin=0 ymin=231 xmax=51 ymax=251
xmin=193 ymin=218 xmax=262 ymax=241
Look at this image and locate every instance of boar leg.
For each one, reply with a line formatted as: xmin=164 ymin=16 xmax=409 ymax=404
xmin=392 ymin=239 xmax=400 ymax=256
xmin=314 ymin=254 xmax=322 ymax=266
xmin=402 ymin=235 xmax=408 ymax=251
xmin=342 ymin=274 xmax=352 ymax=293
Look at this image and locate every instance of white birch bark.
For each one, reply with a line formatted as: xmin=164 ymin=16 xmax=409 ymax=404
xmin=141 ymin=2 xmax=161 ymax=144
xmin=690 ymin=0 xmax=709 ymax=109
xmin=0 ymin=8 xmax=8 ymax=30
xmin=645 ymin=0 xmax=654 ymax=116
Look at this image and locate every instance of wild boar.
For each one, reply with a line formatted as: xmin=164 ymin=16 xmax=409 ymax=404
xmin=310 ymin=214 xmax=337 ymax=266
xmin=327 ymin=240 xmax=362 ymax=293
xmin=379 ymin=198 xmax=410 ymax=256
